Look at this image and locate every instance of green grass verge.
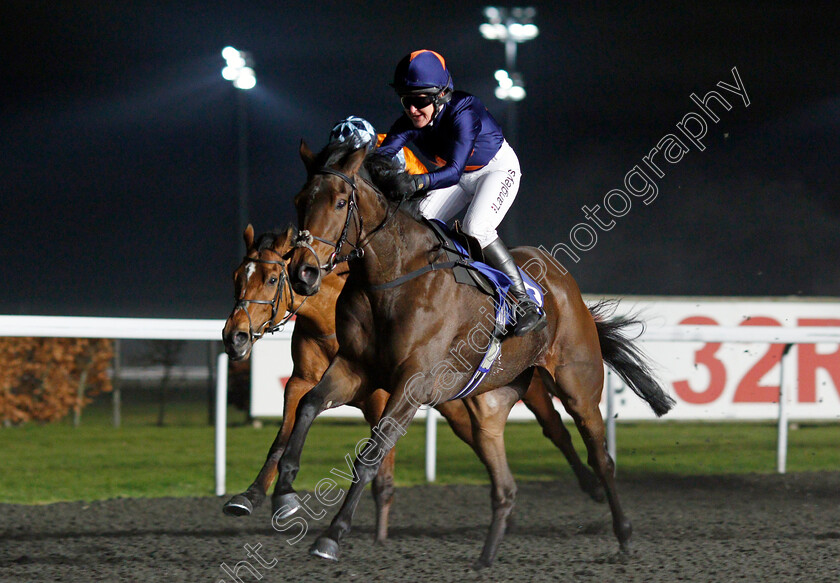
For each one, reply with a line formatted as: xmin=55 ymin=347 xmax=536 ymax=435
xmin=1 ymin=397 xmax=837 ymax=505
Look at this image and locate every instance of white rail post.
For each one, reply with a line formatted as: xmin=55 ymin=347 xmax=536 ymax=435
xmin=215 ymin=352 xmax=229 ymax=496
xmin=112 ymin=339 xmax=122 ymax=428
xmin=606 ymin=368 xmax=617 ymax=464
xmin=776 ymin=344 xmax=793 ymax=474
xmin=425 ymin=406 xmax=438 ymax=482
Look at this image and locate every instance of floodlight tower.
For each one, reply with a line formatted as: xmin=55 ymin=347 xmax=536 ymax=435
xmin=479 ymin=6 xmax=539 ymax=146
xmin=221 ymin=47 xmax=256 ymax=255
xmin=480 ymin=7 xmax=538 ymax=243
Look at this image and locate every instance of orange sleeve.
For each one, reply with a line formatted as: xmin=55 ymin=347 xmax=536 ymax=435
xmin=376 ymin=133 xmax=428 ymax=175
xmin=401 ymin=148 xmax=428 ymax=175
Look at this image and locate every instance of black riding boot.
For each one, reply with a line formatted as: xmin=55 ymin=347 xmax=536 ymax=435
xmin=482 ymin=238 xmax=546 ymax=336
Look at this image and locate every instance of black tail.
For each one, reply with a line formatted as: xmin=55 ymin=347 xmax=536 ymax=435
xmin=589 ymin=300 xmax=675 ymax=417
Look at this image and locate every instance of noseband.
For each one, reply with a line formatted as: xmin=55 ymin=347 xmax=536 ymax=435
xmin=294 ymin=167 xmax=365 ymax=273
xmin=235 ymin=247 xmax=304 ymax=341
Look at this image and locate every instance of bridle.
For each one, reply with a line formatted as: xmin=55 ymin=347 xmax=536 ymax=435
xmin=294 ymin=167 xmax=365 ymax=273
xmin=294 ymin=165 xmax=407 ymax=273
xmin=234 ymin=247 xmax=305 ymax=341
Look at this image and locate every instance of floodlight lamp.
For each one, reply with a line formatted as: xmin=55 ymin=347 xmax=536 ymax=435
xmin=518 ymin=23 xmax=540 ymax=41
xmin=233 ymin=68 xmax=257 ymax=90
xmin=221 ymin=46 xmax=256 ymax=89
xmin=494 ymin=70 xmax=525 ymax=101
xmin=226 ymin=54 xmax=247 ymax=69
xmin=221 ymin=66 xmax=238 ymax=81
xmin=508 ymin=85 xmax=526 ymax=101
xmin=479 ymin=23 xmax=499 ymax=40
xmin=511 ymin=6 xmax=536 ymax=21
xmin=484 ymin=6 xmax=501 ymax=23
xmin=222 ymin=46 xmax=240 ymax=61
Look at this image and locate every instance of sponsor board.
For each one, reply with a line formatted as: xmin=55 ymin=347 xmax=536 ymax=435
xmin=250 ymin=298 xmax=840 ymax=422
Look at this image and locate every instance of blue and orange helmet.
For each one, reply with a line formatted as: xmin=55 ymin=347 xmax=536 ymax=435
xmin=391 ymin=50 xmax=454 ymax=96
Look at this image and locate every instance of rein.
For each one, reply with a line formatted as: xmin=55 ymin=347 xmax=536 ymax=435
xmin=235 ymin=247 xmax=306 ymax=340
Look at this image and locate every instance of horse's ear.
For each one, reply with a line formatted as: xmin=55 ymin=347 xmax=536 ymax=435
xmin=340 ymin=147 xmax=367 ymax=176
xmin=299 ymin=139 xmax=315 ymax=173
xmin=274 ymin=224 xmax=297 ymax=254
xmin=243 ymin=224 xmax=255 ymax=250
xmin=285 ymin=223 xmax=298 ymax=243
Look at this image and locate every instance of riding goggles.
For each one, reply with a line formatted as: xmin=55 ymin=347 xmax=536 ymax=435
xmin=400 ymin=93 xmax=436 ymax=110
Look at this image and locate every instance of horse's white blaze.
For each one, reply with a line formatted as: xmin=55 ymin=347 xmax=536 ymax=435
xmin=245 ymin=262 xmax=256 ymax=282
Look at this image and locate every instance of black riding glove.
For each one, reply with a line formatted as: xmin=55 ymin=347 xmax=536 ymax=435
xmin=410 ymin=174 xmax=430 ymax=197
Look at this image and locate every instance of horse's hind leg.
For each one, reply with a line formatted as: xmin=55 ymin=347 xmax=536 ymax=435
xmin=463 ymin=384 xmax=523 ymax=569
xmin=522 ymin=373 xmax=604 ymax=503
xmin=223 ymin=375 xmax=312 ymax=516
xmin=540 ymin=366 xmax=633 ymax=552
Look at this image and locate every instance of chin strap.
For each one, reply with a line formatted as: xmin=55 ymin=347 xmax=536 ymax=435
xmin=429 ymin=90 xmax=450 ymax=126
xmin=420 ymin=86 xmax=449 ymax=127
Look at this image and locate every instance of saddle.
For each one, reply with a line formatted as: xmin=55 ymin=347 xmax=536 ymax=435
xmin=424 ymin=218 xmax=496 ymax=297
xmin=423 ymin=219 xmax=545 ymax=311
xmin=370 ymin=217 xmax=545 ymax=401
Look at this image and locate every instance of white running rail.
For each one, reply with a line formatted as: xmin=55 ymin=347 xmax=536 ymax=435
xmin=3 ymin=315 xmax=840 ymax=493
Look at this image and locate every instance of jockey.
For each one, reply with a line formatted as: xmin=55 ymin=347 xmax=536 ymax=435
xmin=377 ymin=50 xmax=545 ymax=336
xmin=328 ymin=115 xmax=428 ymax=175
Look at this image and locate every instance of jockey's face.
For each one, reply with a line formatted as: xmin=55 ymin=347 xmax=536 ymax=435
xmin=403 ymin=97 xmax=435 ymax=129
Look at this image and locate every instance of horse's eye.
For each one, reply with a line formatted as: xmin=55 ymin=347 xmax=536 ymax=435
xmin=336 ymin=199 xmax=347 ymax=210
xmin=268 ymin=276 xmax=278 ymax=285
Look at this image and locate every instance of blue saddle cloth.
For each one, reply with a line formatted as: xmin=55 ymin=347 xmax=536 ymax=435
xmin=423 ymin=219 xmax=545 ymax=400
xmin=426 ymin=219 xmax=545 ymax=327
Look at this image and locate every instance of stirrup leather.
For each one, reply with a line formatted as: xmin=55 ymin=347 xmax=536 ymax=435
xmin=482 ymin=238 xmax=546 ymax=336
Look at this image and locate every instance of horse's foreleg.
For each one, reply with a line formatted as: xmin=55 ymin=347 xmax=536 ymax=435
xmin=309 ymin=389 xmax=420 ymax=562
xmin=361 ymin=389 xmax=396 ymax=544
xmin=272 ymin=355 xmax=365 ymax=518
xmin=224 ymin=376 xmax=312 ymax=517
xmin=527 ymin=371 xmax=604 ymax=502
xmin=463 ymin=385 xmax=521 ymax=569
xmin=372 ymin=445 xmax=396 ymax=544
xmin=549 ymin=363 xmax=633 ymax=552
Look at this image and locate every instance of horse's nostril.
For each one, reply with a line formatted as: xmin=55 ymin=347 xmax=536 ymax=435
xmin=299 ymin=264 xmax=319 ymax=285
xmin=233 ymin=331 xmax=249 ymax=348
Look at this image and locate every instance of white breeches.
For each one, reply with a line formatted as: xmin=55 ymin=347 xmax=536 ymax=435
xmin=417 ymin=140 xmax=521 ymax=248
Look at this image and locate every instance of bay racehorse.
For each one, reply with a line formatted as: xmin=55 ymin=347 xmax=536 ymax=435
xmin=276 ymin=140 xmax=675 ymax=567
xmin=221 ymin=225 xmax=606 ymax=542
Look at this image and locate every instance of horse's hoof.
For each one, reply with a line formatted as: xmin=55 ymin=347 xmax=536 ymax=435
xmin=615 ymin=518 xmax=633 ymax=551
xmin=272 ymin=492 xmax=302 ymax=519
xmin=619 ymin=540 xmax=632 ymax=554
xmin=223 ymin=494 xmax=253 ymax=517
xmin=589 ymin=487 xmax=606 ymax=504
xmin=578 ymin=471 xmax=606 ymax=503
xmin=309 ymin=537 xmax=340 ymax=561
xmin=471 ymin=558 xmax=491 ymax=571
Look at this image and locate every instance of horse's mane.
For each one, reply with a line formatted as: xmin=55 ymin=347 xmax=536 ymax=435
xmin=312 ymin=140 xmax=417 ymax=203
xmin=364 ymin=153 xmax=417 ymax=203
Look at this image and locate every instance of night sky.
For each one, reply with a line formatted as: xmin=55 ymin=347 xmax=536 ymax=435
xmin=3 ymin=1 xmax=838 ymax=318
